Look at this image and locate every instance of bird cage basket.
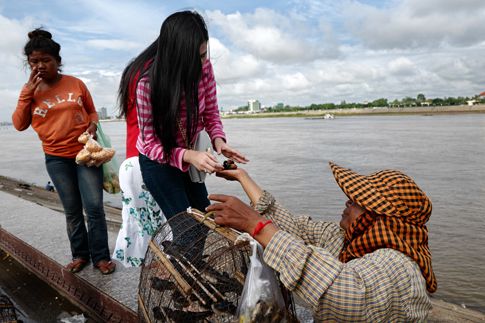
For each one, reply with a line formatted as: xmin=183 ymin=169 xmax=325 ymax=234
xmin=138 ymin=208 xmax=298 ymax=323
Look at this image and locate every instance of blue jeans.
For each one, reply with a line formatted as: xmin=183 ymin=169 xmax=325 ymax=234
xmin=45 ymin=154 xmax=110 ymax=264
xmin=139 ymin=154 xmax=209 ymax=261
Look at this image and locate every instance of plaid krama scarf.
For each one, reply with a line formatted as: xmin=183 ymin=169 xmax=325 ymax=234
xmin=330 ymin=162 xmax=437 ymax=293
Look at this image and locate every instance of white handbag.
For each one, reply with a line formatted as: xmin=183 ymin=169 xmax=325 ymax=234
xmin=188 ymin=130 xmax=211 ymax=183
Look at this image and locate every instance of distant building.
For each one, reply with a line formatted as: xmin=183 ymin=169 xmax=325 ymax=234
xmin=275 ymin=103 xmax=284 ymax=109
xmin=248 ymin=99 xmax=261 ymax=112
xmin=97 ymin=107 xmax=108 ymax=119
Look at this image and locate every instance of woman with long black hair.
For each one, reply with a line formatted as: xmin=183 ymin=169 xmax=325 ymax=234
xmin=118 ymin=10 xmax=247 ymax=261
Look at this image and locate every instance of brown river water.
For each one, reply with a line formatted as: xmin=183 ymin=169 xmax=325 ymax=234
xmin=1 ymin=113 xmax=484 ymax=313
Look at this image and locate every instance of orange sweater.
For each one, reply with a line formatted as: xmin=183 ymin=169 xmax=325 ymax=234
xmin=12 ymin=75 xmax=99 ymax=158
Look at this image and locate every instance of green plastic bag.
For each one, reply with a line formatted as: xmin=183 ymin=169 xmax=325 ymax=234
xmin=96 ymin=122 xmax=120 ymax=194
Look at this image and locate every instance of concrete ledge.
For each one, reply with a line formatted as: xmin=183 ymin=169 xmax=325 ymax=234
xmin=0 ymin=191 xmax=138 ymax=322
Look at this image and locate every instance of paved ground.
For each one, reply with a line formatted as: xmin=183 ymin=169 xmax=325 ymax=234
xmin=0 ymin=188 xmax=139 ymax=320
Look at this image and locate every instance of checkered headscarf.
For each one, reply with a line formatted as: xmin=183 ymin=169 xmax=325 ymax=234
xmin=330 ymin=162 xmax=437 ymax=293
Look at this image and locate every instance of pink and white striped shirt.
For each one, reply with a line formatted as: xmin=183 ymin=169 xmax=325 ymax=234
xmin=136 ymin=60 xmax=226 ymax=172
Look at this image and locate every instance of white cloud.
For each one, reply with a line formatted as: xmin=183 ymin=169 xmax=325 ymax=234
xmin=210 ymin=37 xmax=262 ymax=82
xmin=0 ymin=15 xmax=30 ymax=53
xmin=206 ymin=8 xmax=335 ymax=63
xmin=344 ymin=0 xmax=485 ymax=49
xmin=1 ymin=1 xmax=485 ymax=120
xmin=388 ymin=57 xmax=417 ymax=76
xmin=0 ymin=14 xmax=37 ymax=120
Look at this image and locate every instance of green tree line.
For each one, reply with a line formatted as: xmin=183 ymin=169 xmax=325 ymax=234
xmin=233 ymin=93 xmax=484 ymax=113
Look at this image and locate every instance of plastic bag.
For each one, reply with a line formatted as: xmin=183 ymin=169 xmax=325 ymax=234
xmin=237 ymin=236 xmax=286 ymax=323
xmin=75 ymin=131 xmax=114 ymax=167
xmin=96 ymin=122 xmax=120 ymax=194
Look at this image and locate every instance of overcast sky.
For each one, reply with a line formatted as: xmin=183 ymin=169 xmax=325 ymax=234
xmin=1 ymin=0 xmax=485 ymax=121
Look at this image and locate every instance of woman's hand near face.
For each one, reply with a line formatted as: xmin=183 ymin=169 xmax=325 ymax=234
xmin=183 ymin=149 xmax=223 ymax=173
xmin=213 ymin=138 xmax=249 ymax=164
xmin=25 ymin=67 xmax=42 ymax=95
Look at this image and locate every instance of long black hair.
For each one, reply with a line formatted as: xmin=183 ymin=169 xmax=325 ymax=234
xmin=24 ymin=28 xmax=62 ymax=68
xmin=118 ymin=11 xmax=209 ymax=162
xmin=151 ymin=10 xmax=209 ymax=161
xmin=117 ymin=39 xmax=157 ymax=118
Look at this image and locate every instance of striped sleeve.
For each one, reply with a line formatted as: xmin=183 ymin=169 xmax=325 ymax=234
xmin=264 ymin=237 xmax=431 ymax=321
xmin=135 ymin=77 xmax=188 ymax=171
xmin=253 ymin=190 xmax=344 ymax=256
xmin=201 ymin=60 xmax=225 ymax=143
xmin=264 ymin=230 xmax=344 ymax=308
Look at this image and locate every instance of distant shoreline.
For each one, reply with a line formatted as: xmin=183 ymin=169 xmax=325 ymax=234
xmin=3 ymin=105 xmax=483 ymax=125
xmin=221 ymin=104 xmax=485 ymax=119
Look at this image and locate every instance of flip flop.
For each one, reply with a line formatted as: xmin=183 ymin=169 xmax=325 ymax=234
xmin=66 ymin=258 xmax=89 ymax=273
xmin=94 ymin=260 xmax=116 ymax=275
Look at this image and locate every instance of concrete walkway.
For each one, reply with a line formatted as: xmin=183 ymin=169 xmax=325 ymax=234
xmin=0 ymin=191 xmax=138 ymax=322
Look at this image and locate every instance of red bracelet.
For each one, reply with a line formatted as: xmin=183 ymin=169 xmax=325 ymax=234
xmin=251 ymin=220 xmax=273 ymax=237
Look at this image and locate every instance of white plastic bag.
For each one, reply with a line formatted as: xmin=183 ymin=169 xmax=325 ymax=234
xmin=237 ymin=238 xmax=286 ymax=323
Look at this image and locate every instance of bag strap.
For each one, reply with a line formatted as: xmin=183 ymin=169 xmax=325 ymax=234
xmin=176 ymin=118 xmax=194 ymax=149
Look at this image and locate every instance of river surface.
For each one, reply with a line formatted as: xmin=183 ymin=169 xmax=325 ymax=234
xmin=1 ymin=113 xmax=484 ymax=313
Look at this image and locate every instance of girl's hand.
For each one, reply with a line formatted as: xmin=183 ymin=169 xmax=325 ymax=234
xmin=25 ymin=67 xmax=42 ymax=94
xmin=183 ymin=150 xmax=223 ymax=173
xmin=213 ymin=138 xmax=249 ymax=164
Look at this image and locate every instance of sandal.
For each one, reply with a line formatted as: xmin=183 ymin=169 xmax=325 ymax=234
xmin=66 ymin=258 xmax=89 ymax=273
xmin=94 ymin=260 xmax=116 ymax=275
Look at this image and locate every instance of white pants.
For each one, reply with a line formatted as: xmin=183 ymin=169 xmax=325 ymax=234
xmin=112 ymin=156 xmax=170 ymax=267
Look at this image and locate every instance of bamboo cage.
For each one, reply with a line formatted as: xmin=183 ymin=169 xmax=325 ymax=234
xmin=138 ymin=208 xmax=298 ymax=323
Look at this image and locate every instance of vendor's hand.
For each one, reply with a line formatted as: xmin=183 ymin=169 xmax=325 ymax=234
xmin=207 ymin=194 xmax=262 ymax=233
xmin=184 ymin=150 xmax=223 ymax=173
xmin=215 ymin=168 xmax=247 ymax=182
xmin=213 ymin=138 xmax=249 ymax=164
xmin=86 ymin=122 xmax=97 ymax=139
xmin=25 ymin=67 xmax=42 ymax=95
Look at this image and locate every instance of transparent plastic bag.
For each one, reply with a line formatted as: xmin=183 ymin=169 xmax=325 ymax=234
xmin=237 ymin=237 xmax=286 ymax=323
xmin=96 ymin=122 xmax=120 ymax=194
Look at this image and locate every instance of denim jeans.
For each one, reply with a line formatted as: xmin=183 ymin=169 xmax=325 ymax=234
xmin=139 ymin=154 xmax=209 ymax=261
xmin=45 ymin=154 xmax=110 ymax=264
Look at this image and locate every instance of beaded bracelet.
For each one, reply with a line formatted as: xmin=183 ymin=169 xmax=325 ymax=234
xmin=251 ymin=220 xmax=273 ymax=237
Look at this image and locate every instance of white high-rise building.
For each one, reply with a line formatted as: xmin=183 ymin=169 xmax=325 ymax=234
xmin=248 ymin=99 xmax=261 ymax=112
xmin=97 ymin=107 xmax=108 ymax=119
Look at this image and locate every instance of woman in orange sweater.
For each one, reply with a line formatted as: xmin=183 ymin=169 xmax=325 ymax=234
xmin=12 ymin=28 xmax=115 ymax=275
